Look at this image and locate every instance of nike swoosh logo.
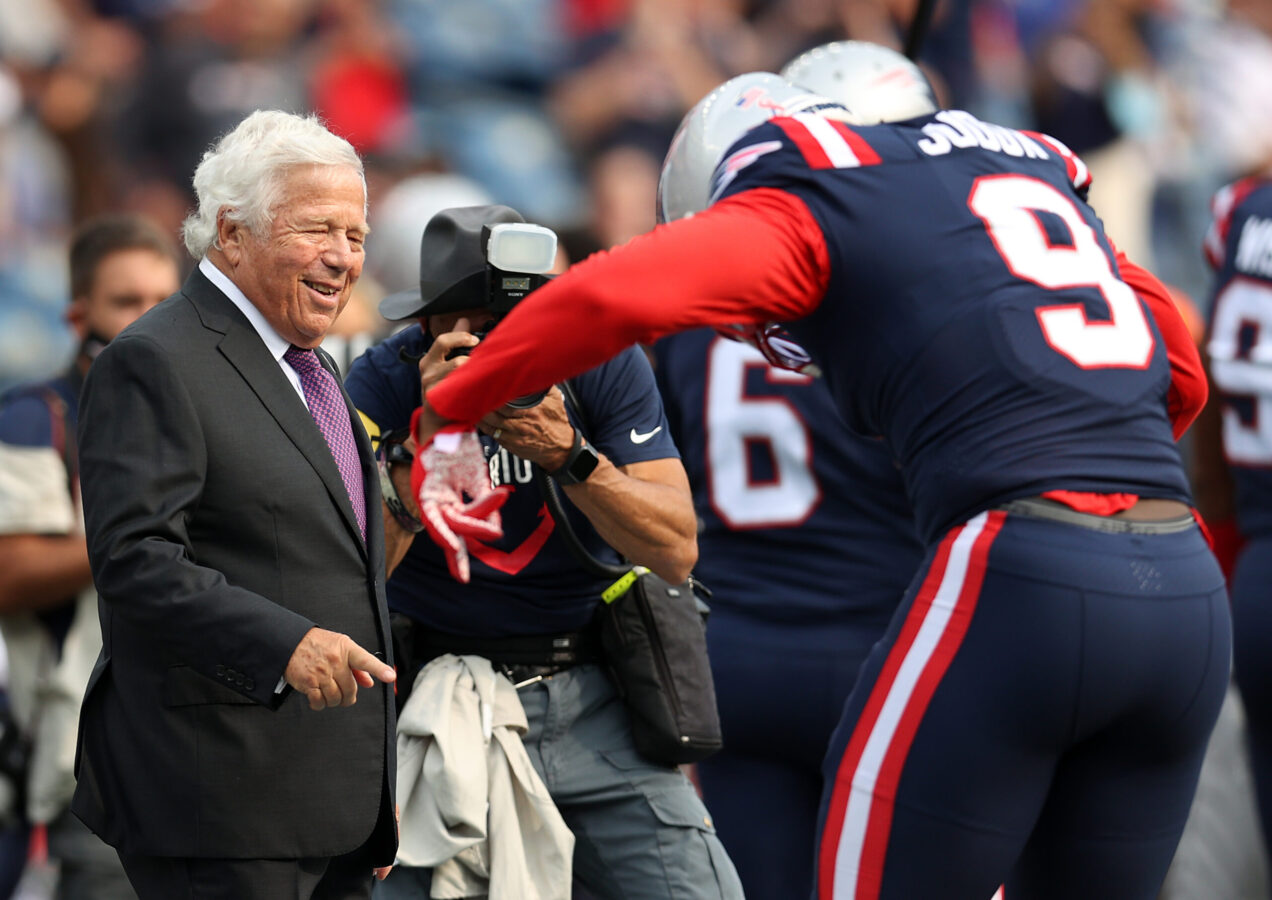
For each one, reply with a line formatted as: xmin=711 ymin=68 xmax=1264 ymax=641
xmin=630 ymin=426 xmax=663 ymax=444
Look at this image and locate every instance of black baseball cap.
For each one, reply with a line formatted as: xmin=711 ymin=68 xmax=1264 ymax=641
xmin=378 ymin=204 xmax=525 ymax=321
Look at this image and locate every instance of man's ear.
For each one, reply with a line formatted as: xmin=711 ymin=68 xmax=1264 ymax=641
xmin=65 ymin=298 xmax=89 ymax=339
xmin=217 ymin=209 xmax=244 ymax=266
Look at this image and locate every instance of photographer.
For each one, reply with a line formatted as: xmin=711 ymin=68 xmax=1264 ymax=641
xmin=345 ymin=205 xmax=742 ymax=900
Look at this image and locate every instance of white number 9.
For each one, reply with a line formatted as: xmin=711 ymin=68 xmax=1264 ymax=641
xmin=969 ymin=174 xmax=1154 ymax=369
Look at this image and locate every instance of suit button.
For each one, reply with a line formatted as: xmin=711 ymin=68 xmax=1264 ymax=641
xmin=244 ymin=679 xmax=255 ymax=691
xmin=215 ymin=665 xmax=226 ymax=679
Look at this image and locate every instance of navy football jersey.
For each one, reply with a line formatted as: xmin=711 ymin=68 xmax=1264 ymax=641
xmin=1205 ymin=176 xmax=1272 ymax=538
xmin=653 ymin=329 xmax=921 ymax=623
xmin=346 ymin=325 xmax=679 ymax=636
xmin=714 ymin=109 xmax=1190 ymax=542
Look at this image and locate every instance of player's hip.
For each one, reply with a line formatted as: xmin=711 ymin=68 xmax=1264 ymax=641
xmin=921 ymin=501 xmax=1221 ymax=601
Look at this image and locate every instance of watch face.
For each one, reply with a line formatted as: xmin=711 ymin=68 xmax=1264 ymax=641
xmin=572 ymin=442 xmax=600 ymax=481
xmin=558 ymin=439 xmax=600 ymax=485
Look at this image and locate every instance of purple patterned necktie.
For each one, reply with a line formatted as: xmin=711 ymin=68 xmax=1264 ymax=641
xmin=283 ymin=346 xmax=367 ymax=541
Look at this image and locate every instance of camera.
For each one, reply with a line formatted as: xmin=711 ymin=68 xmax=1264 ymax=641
xmin=444 ymin=222 xmax=559 ymax=409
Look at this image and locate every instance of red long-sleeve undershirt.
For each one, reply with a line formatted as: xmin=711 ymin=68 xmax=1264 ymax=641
xmin=425 ymin=187 xmax=829 ymax=424
xmin=1110 ymin=247 xmax=1207 ymax=439
xmin=426 ymin=187 xmax=1206 ymax=444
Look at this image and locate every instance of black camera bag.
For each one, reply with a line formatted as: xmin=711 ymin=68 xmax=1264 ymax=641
xmin=538 ymin=383 xmax=723 ymax=766
xmin=594 ymin=566 xmax=722 ymax=764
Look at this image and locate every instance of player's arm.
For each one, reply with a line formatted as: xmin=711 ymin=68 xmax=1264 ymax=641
xmin=423 ymin=187 xmax=830 ymax=434
xmin=1113 ymin=248 xmax=1207 ymax=438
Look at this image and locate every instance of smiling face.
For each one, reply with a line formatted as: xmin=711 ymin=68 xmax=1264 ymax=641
xmin=221 ymin=164 xmax=368 ymax=348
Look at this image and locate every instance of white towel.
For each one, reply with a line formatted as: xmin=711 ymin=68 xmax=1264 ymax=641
xmin=396 ymin=654 xmax=574 ymax=900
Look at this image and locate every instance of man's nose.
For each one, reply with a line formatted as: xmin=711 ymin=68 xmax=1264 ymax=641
xmin=323 ymin=233 xmax=358 ymax=270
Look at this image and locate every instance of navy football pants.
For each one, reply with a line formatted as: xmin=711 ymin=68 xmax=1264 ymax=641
xmin=1230 ymin=535 xmax=1272 ymax=871
xmin=815 ymin=509 xmax=1230 ymax=900
xmin=697 ymin=611 xmax=891 ymax=900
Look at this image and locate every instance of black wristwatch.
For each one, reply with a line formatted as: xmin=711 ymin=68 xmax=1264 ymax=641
xmin=551 ymin=429 xmax=600 ymax=485
xmin=376 ymin=428 xmax=424 ymax=533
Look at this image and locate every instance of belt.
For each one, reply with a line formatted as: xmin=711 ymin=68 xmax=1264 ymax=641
xmin=414 ymin=627 xmax=603 ymax=687
xmin=998 ymin=497 xmax=1195 ymax=535
xmin=498 ymin=663 xmax=585 ymax=689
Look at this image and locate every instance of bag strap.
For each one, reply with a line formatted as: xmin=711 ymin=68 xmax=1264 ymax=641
xmin=536 ymin=381 xmax=631 ymax=582
xmin=557 ymin=379 xmax=591 ymax=440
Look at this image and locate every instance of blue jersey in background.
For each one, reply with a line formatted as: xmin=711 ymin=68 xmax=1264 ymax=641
xmin=652 ymin=327 xmax=922 ymax=900
xmin=653 ymin=329 xmax=920 ymax=625
xmin=1205 ymin=176 xmax=1272 ymax=539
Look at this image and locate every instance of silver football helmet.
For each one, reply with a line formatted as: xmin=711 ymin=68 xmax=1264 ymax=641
xmin=656 ymin=71 xmax=852 ymax=225
xmin=781 ymin=41 xmax=937 ymax=125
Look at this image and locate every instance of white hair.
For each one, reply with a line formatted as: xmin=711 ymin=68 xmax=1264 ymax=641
xmin=181 ymin=110 xmax=366 ymax=259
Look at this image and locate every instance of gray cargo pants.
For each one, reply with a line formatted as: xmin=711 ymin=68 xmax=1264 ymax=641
xmin=374 ymin=663 xmax=743 ymax=900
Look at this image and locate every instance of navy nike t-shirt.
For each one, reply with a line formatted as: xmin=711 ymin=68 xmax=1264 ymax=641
xmin=346 ymin=324 xmax=679 ymax=637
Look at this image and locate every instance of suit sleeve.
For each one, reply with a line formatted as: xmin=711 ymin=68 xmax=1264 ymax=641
xmin=427 ymin=187 xmax=830 ymax=425
xmin=78 ymin=334 xmax=315 ymax=707
xmin=1114 ymin=249 xmax=1207 ymax=439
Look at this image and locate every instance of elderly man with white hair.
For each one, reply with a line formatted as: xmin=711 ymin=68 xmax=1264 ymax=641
xmin=73 ymin=109 xmax=399 ymax=900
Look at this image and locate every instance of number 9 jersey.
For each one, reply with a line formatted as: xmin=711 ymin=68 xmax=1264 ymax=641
xmin=713 ymin=110 xmax=1191 ymax=543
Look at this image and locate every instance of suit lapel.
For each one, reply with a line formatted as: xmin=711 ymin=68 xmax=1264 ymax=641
xmin=185 ymin=270 xmax=368 ymax=559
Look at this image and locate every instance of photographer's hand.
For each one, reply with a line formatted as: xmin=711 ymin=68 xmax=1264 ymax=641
xmin=418 ymin=317 xmax=480 ymax=393
xmin=412 ymin=316 xmax=479 ymax=450
xmin=478 ymin=387 xmax=575 ymax=471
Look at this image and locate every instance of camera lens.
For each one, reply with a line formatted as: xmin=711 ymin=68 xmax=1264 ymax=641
xmin=504 ymin=390 xmax=548 ymax=410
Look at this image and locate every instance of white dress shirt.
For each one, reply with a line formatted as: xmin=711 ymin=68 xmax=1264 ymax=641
xmin=199 ymin=257 xmax=308 ymax=407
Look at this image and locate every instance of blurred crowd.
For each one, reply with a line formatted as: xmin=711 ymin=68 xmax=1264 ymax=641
xmin=5 ymin=0 xmax=1272 ymax=389
xmin=4 ymin=0 xmax=1272 ymax=896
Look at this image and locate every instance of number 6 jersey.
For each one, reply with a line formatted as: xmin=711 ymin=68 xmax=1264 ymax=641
xmin=653 ymin=329 xmax=922 ymax=621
